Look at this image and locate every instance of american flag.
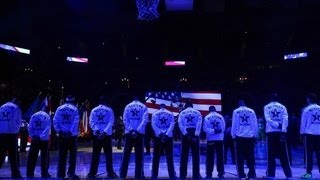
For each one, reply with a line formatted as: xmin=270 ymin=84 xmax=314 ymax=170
xmin=145 ymin=91 xmax=222 ymax=116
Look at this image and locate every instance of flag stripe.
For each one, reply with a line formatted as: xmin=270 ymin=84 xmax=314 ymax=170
xmin=180 ymin=98 xmax=221 ymax=105
xmin=181 ymin=92 xmax=221 ymax=100
xmin=146 ymin=102 xmax=222 ymax=112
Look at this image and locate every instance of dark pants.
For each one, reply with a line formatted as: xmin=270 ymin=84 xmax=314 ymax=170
xmin=117 ymin=137 xmax=122 ymax=149
xmin=304 ymin=134 xmax=320 ymax=174
xmin=0 ymin=134 xmax=21 ymax=177
xmin=57 ymin=136 xmax=78 ymax=178
xmin=19 ymin=127 xmax=29 ymax=152
xmin=26 ymin=140 xmax=49 ymax=177
xmin=266 ymin=132 xmax=292 ymax=178
xmin=224 ymin=137 xmax=235 ymax=164
xmin=152 ymin=137 xmax=175 ymax=179
xmin=120 ymin=133 xmax=144 ymax=179
xmin=88 ymin=135 xmax=114 ymax=176
xmin=180 ymin=129 xmax=200 ymax=179
xmin=206 ymin=140 xmax=224 ymax=178
xmin=234 ymin=137 xmax=256 ymax=178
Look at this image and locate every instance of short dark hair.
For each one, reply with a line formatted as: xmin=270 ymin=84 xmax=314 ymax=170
xmin=160 ymin=104 xmax=165 ymax=108
xmin=238 ymin=99 xmax=246 ymax=106
xmin=184 ymin=102 xmax=193 ymax=108
xmin=307 ymin=93 xmax=317 ymax=104
xmin=209 ymin=106 xmax=216 ymax=112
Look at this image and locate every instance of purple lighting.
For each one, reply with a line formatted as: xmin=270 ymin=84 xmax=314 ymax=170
xmin=66 ymin=57 xmax=88 ymax=63
xmin=284 ymin=52 xmax=308 ymax=60
xmin=165 ymin=0 xmax=194 ymax=11
xmin=165 ymin=61 xmax=186 ymax=66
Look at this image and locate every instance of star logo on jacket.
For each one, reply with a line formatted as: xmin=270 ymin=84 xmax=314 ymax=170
xmin=35 ymin=120 xmax=42 ymax=127
xmin=159 ymin=117 xmax=167 ymax=125
xmin=240 ymin=114 xmax=249 ymax=124
xmin=271 ymin=109 xmax=280 ymax=118
xmin=1 ymin=111 xmax=9 ymax=119
xmin=97 ymin=113 xmax=105 ymax=121
xmin=186 ymin=115 xmax=194 ymax=123
xmin=312 ymin=112 xmax=320 ymax=123
xmin=211 ymin=121 xmax=220 ymax=129
xmin=131 ymin=108 xmax=139 ymax=117
xmin=62 ymin=113 xmax=70 ymax=122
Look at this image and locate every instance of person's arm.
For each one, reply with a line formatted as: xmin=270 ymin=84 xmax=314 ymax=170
xmin=300 ymin=110 xmax=307 ymax=134
xmin=123 ymin=106 xmax=131 ymax=133
xmin=195 ymin=113 xmax=202 ymax=136
xmin=14 ymin=107 xmax=22 ymax=133
xmin=53 ymin=108 xmax=61 ymax=134
xmin=89 ymin=110 xmax=97 ymax=132
xmin=104 ymin=109 xmax=114 ymax=134
xmin=151 ymin=113 xmax=160 ymax=136
xmin=137 ymin=106 xmax=148 ymax=134
xmin=28 ymin=115 xmax=35 ymax=137
xmin=178 ymin=113 xmax=187 ymax=135
xmin=282 ymin=106 xmax=289 ymax=132
xmin=231 ymin=110 xmax=237 ymax=138
xmin=70 ymin=108 xmax=80 ymax=136
xmin=40 ymin=114 xmax=51 ymax=139
xmin=166 ymin=113 xmax=175 ymax=136
xmin=252 ymin=111 xmax=258 ymax=138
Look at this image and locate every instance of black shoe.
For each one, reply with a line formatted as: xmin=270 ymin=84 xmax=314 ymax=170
xmin=42 ymin=174 xmax=52 ymax=178
xmin=107 ymin=172 xmax=118 ymax=179
xmin=87 ymin=173 xmax=96 ymax=178
xmin=12 ymin=174 xmax=22 ymax=179
xmin=193 ymin=175 xmax=202 ymax=179
xmin=205 ymin=175 xmax=212 ymax=179
xmin=68 ymin=174 xmax=79 ymax=179
xmin=218 ymin=175 xmax=224 ymax=179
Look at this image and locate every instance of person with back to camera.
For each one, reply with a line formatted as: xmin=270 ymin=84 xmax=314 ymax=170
xmin=203 ymin=105 xmax=225 ymax=179
xmin=178 ymin=102 xmax=202 ymax=179
xmin=231 ymin=99 xmax=258 ymax=180
xmin=263 ymin=93 xmax=293 ymax=180
xmin=26 ymin=106 xmax=51 ymax=178
xmin=0 ymin=98 xmax=22 ymax=178
xmin=300 ymin=93 xmax=320 ymax=179
xmin=151 ymin=103 xmax=176 ymax=180
xmin=87 ymin=96 xmax=117 ymax=179
xmin=53 ymin=95 xmax=80 ymax=179
xmin=119 ymin=96 xmax=148 ymax=179
xmin=88 ymin=96 xmax=117 ymax=178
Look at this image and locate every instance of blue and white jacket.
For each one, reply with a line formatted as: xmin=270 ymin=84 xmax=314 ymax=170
xmin=53 ymin=103 xmax=80 ymax=136
xmin=123 ymin=100 xmax=148 ymax=134
xmin=203 ymin=111 xmax=225 ymax=141
xmin=0 ymin=102 xmax=22 ymax=134
xmin=151 ymin=108 xmax=175 ymax=137
xmin=178 ymin=107 xmax=202 ymax=136
xmin=29 ymin=111 xmax=51 ymax=141
xmin=90 ymin=104 xmax=114 ymax=135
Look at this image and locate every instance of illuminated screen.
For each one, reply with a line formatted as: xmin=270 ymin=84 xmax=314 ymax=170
xmin=165 ymin=0 xmax=193 ymax=11
xmin=145 ymin=91 xmax=222 ymax=116
xmin=165 ymin=61 xmax=186 ymax=66
xmin=66 ymin=57 xmax=88 ymax=63
xmin=284 ymin=53 xmax=308 ymax=60
xmin=0 ymin=43 xmax=30 ymax=54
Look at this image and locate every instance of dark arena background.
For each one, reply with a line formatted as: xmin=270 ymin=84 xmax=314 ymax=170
xmin=1 ymin=0 xmax=320 ymax=179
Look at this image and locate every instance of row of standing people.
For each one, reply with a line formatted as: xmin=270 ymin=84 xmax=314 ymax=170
xmin=0 ymin=93 xmax=320 ymax=179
